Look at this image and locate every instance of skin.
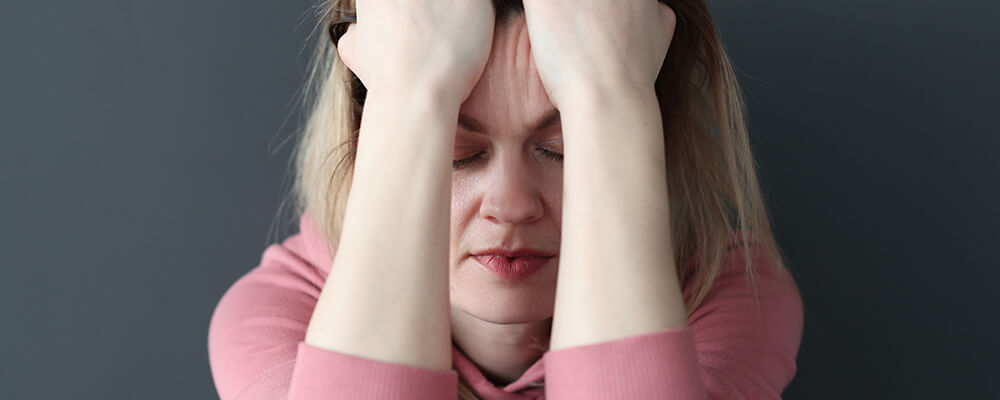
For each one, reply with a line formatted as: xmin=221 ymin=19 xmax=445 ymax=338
xmin=448 ymin=17 xmax=563 ymax=386
xmin=448 ymin=1 xmax=683 ymax=384
xmin=306 ymin=0 xmax=686 ymax=390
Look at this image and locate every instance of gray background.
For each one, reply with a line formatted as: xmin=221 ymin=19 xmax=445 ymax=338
xmin=2 ymin=0 xmax=996 ymax=398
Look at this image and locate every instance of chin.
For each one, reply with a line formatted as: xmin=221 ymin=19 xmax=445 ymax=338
xmin=458 ymin=299 xmax=554 ymax=325
xmin=450 ymin=260 xmax=557 ymax=324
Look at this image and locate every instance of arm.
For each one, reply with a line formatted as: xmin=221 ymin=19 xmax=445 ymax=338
xmin=545 ymin=88 xmax=706 ymax=399
xmin=303 ymin=86 xmax=459 ymax=371
xmin=544 ymin=235 xmax=805 ymax=399
xmin=207 ymin=224 xmax=460 ymax=400
xmin=550 ymin=88 xmax=688 ymax=351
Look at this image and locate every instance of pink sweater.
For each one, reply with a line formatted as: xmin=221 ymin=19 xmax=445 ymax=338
xmin=208 ymin=210 xmax=804 ymax=399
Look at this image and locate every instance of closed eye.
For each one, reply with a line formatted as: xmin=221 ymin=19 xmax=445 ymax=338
xmin=539 ymin=148 xmax=563 ymax=162
xmin=452 ymin=148 xmax=564 ymax=170
xmin=452 ymin=152 xmax=484 ymax=169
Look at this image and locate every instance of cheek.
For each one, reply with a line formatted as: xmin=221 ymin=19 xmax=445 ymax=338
xmin=450 ymin=177 xmax=477 ymax=238
xmin=542 ymin=173 xmax=564 ymax=224
xmin=450 ymin=176 xmax=476 ymax=216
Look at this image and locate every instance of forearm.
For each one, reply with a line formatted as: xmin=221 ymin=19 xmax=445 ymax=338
xmin=304 ymin=87 xmax=458 ymax=371
xmin=550 ymin=89 xmax=688 ymax=351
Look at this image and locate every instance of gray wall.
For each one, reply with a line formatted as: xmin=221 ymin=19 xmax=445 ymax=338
xmin=2 ymin=0 xmax=996 ymax=398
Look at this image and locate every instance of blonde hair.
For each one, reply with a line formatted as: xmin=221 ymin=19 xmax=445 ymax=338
xmin=281 ymin=1 xmax=799 ymax=398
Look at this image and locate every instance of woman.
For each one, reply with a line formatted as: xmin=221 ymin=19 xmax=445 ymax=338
xmin=208 ymin=0 xmax=805 ymax=399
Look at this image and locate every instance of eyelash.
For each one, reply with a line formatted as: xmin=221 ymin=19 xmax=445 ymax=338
xmin=453 ymin=149 xmax=564 ymax=170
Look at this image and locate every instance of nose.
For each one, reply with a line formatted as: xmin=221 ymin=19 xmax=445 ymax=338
xmin=479 ymin=156 xmax=544 ymax=225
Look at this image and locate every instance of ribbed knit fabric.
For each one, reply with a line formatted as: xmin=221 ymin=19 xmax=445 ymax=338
xmin=207 ymin=209 xmax=804 ymax=399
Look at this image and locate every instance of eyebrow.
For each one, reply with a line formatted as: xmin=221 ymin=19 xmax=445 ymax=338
xmin=458 ymin=108 xmax=561 ymax=135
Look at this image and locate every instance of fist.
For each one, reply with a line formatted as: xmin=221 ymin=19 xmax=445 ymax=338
xmin=521 ymin=0 xmax=677 ymax=109
xmin=336 ymin=0 xmax=497 ymax=107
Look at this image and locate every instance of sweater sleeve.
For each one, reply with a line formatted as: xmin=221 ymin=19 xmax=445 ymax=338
xmin=542 ymin=239 xmax=805 ymax=400
xmin=207 ymin=237 xmax=458 ymax=400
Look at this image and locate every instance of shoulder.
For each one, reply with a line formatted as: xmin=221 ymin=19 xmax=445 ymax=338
xmin=206 ymin=212 xmax=332 ymax=399
xmin=685 ymin=231 xmax=805 ymax=394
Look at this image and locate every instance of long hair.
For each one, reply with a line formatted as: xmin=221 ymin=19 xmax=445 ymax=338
xmin=285 ymin=1 xmax=798 ymax=398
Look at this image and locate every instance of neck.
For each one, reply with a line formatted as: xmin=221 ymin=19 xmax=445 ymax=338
xmin=450 ymin=306 xmax=552 ymax=386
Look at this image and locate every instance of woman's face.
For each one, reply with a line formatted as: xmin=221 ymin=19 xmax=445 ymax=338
xmin=449 ymin=17 xmax=563 ymax=324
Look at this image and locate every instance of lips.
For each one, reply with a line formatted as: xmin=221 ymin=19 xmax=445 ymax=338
xmin=473 ymin=248 xmax=556 ymax=258
xmin=474 ymin=255 xmax=553 ymax=280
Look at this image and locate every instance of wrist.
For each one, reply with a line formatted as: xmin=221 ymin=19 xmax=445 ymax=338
xmin=361 ymin=84 xmax=461 ymax=142
xmin=354 ymin=86 xmax=458 ymax=173
xmin=365 ymin=75 xmax=465 ymax=113
xmin=558 ymin=85 xmax=665 ymax=158
xmin=557 ymin=83 xmax=659 ymax=116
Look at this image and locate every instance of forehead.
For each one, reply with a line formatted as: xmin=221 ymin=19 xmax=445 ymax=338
xmin=458 ymin=17 xmax=555 ymax=135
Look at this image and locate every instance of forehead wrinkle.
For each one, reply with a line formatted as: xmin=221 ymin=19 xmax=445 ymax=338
xmin=460 ymin=17 xmax=552 ymax=137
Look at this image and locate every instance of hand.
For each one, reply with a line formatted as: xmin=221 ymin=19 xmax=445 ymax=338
xmin=336 ymin=0 xmax=496 ymax=107
xmin=521 ymin=0 xmax=677 ymax=109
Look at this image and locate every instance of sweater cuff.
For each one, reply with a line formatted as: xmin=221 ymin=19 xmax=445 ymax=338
xmin=543 ymin=327 xmax=707 ymax=399
xmin=288 ymin=341 xmax=458 ymax=400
